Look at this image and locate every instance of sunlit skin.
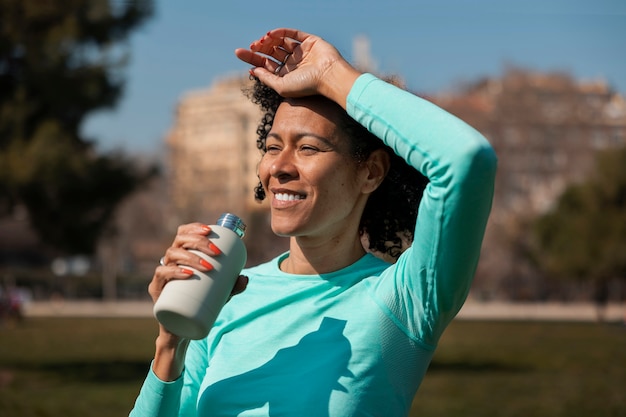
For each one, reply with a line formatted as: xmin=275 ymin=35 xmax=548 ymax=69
xmin=259 ymin=96 xmax=388 ymax=275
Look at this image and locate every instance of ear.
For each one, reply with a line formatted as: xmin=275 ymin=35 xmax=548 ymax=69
xmin=361 ymin=149 xmax=390 ymax=194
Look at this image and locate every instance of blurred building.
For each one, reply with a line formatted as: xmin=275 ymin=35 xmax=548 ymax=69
xmin=166 ymin=76 xmax=262 ymax=223
xmin=432 ymin=67 xmax=626 ymax=299
xmin=165 ymin=76 xmax=287 ymax=265
xmin=435 ymin=68 xmax=626 ymax=218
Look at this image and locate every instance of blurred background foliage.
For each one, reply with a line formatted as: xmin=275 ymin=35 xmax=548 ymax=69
xmin=0 ymin=0 xmax=157 ymax=257
xmin=531 ymin=146 xmax=626 ymax=299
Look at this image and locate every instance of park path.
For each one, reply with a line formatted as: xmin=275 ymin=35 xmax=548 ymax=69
xmin=21 ymin=299 xmax=625 ymax=322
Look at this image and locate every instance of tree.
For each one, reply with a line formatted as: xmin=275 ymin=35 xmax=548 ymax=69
xmin=0 ymin=0 xmax=155 ymax=256
xmin=531 ymin=146 xmax=626 ymax=302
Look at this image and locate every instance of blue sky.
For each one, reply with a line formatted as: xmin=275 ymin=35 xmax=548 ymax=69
xmin=82 ymin=0 xmax=626 ymax=154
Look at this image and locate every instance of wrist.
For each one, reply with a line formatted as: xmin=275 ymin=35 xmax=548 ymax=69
xmin=152 ymin=333 xmax=190 ymax=381
xmin=319 ymin=59 xmax=362 ymax=109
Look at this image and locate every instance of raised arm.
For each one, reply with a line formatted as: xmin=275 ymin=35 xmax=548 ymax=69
xmin=348 ymin=75 xmax=497 ymax=346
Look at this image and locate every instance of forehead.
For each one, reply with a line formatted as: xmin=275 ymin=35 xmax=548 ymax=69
xmin=272 ymin=97 xmax=345 ymax=138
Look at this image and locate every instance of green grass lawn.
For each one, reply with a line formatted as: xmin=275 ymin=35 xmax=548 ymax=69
xmin=0 ymin=317 xmax=624 ymax=417
xmin=412 ymin=320 xmax=625 ymax=416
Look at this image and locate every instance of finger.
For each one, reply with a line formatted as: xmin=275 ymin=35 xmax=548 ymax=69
xmin=164 ymin=246 xmax=192 ymax=265
xmin=149 ymin=266 xmax=194 ymax=300
xmin=250 ymin=66 xmax=283 ymax=88
xmin=235 ymin=49 xmax=282 ymax=77
xmin=249 ymin=30 xmax=283 ymax=55
xmin=156 ymin=264 xmax=195 ymax=280
xmin=235 ymin=48 xmax=266 ymax=67
xmin=273 ymin=46 xmax=292 ymax=65
xmin=267 ymin=28 xmax=311 ymax=45
xmin=243 ymin=29 xmax=304 ymax=64
xmin=263 ymin=37 xmax=301 ymax=66
xmin=171 ymin=231 xmax=215 ymax=253
xmin=175 ymin=222 xmax=212 ymax=238
xmin=164 ymin=246 xmax=217 ymax=273
xmin=281 ymin=37 xmax=302 ymax=53
xmin=277 ymin=44 xmax=304 ymax=75
xmin=170 ymin=223 xmax=211 ymax=252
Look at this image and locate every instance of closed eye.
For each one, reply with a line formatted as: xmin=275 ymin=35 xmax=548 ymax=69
xmin=299 ymin=145 xmax=320 ymax=155
xmin=266 ymin=144 xmax=282 ymax=155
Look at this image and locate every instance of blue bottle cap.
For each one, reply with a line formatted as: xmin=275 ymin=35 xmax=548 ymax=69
xmin=217 ymin=213 xmax=246 ymax=238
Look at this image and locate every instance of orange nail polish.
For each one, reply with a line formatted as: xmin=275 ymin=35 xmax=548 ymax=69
xmin=180 ymin=268 xmax=194 ymax=275
xmin=201 ymin=224 xmax=211 ymax=234
xmin=200 ymin=259 xmax=214 ymax=271
xmin=209 ymin=242 xmax=221 ymax=255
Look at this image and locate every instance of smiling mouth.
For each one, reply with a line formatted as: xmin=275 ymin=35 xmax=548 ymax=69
xmin=274 ymin=192 xmax=305 ymax=201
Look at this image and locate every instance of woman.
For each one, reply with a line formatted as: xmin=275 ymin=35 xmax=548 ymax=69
xmin=130 ymin=28 xmax=497 ymax=416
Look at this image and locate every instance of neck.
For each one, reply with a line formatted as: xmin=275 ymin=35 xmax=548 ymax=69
xmin=281 ymin=234 xmax=366 ymax=275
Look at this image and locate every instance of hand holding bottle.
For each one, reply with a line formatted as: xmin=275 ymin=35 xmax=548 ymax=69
xmin=148 ymin=215 xmax=248 ymax=380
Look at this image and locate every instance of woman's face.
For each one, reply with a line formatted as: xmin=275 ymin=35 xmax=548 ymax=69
xmin=258 ymin=97 xmax=373 ymax=241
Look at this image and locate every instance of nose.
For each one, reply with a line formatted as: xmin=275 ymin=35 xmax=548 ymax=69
xmin=268 ymin=149 xmax=298 ymax=179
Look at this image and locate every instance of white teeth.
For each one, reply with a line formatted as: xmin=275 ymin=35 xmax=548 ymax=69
xmin=275 ymin=193 xmax=304 ymax=201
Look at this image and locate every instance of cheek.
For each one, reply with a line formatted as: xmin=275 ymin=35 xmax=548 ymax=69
xmin=326 ymin=161 xmax=362 ymax=190
xmin=315 ymin=168 xmax=361 ymax=204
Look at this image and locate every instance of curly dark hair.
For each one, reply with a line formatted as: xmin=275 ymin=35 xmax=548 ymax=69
xmin=245 ymin=77 xmax=428 ymax=260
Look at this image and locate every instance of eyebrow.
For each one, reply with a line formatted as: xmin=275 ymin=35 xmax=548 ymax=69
xmin=267 ymin=132 xmax=337 ymax=149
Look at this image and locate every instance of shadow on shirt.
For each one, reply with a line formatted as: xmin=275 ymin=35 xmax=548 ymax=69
xmin=198 ymin=317 xmax=353 ymax=416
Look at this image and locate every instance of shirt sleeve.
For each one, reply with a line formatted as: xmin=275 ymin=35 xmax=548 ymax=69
xmin=128 ymin=363 xmax=185 ymax=417
xmin=129 ymin=339 xmax=208 ymax=417
xmin=347 ymin=74 xmax=497 ymax=348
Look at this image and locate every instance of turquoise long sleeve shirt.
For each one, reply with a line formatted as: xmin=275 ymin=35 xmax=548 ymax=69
xmin=130 ymin=73 xmax=497 ymax=417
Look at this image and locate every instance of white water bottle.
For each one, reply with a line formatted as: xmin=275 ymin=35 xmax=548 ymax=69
xmin=154 ymin=213 xmax=247 ymax=339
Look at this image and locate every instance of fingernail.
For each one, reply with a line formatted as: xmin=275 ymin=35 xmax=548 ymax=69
xmin=209 ymin=242 xmax=221 ymax=255
xmin=200 ymin=259 xmax=214 ymax=271
xmin=201 ymin=224 xmax=211 ymax=234
xmin=180 ymin=268 xmax=194 ymax=275
xmin=249 ymin=68 xmax=255 ymax=77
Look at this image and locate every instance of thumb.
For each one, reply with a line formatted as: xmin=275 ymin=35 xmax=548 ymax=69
xmin=250 ymin=67 xmax=283 ymax=90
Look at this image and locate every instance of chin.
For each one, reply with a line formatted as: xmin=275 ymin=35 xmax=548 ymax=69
xmin=270 ymin=218 xmax=301 ymax=238
xmin=270 ymin=224 xmax=297 ymax=237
